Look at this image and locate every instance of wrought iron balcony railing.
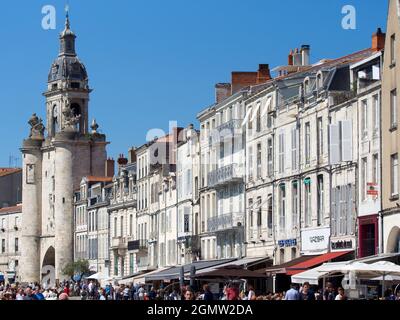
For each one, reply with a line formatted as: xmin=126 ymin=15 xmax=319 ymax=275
xmin=207 ymin=212 xmax=244 ymax=232
xmin=207 ymin=163 xmax=244 ymax=188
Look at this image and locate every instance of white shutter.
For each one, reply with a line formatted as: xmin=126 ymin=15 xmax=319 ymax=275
xmin=372 ymin=65 xmax=380 ymax=80
xmin=291 ymin=127 xmax=297 ymax=170
xmin=340 ymin=120 xmax=353 ymax=162
xmin=329 ymin=124 xmax=340 ymax=165
xmin=261 ymin=96 xmax=272 ymax=118
xmin=251 ymin=102 xmax=261 ymax=123
xmin=241 ymin=107 xmax=252 ymax=127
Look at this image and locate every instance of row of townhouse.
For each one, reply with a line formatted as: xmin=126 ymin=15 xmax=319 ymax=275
xmin=71 ymin=17 xmax=400 ymax=284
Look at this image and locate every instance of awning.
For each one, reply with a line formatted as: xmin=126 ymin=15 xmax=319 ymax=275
xmin=145 ymin=259 xmax=237 ymax=281
xmin=264 ymin=255 xmax=317 ymax=275
xmin=130 ymin=267 xmax=173 ymax=285
xmin=286 ymin=251 xmax=353 ymax=276
xmin=196 ymin=256 xmax=271 ymax=277
xmin=195 ymin=266 xmax=269 ymax=280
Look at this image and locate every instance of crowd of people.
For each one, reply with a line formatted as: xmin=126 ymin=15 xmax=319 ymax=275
xmin=1 ymin=280 xmax=400 ymax=301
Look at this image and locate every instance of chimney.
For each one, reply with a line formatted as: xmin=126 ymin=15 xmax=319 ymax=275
xmin=215 ymin=83 xmax=232 ymax=104
xmin=288 ymin=49 xmax=294 ymax=66
xmin=301 ymin=45 xmax=311 ymax=66
xmin=117 ymin=154 xmax=128 ymax=167
xmin=257 ymin=64 xmax=272 ymax=84
xmin=105 ymin=158 xmax=115 ymax=177
xmin=293 ymin=48 xmax=302 ymax=66
xmin=231 ymin=72 xmax=258 ymax=94
xmin=128 ymin=148 xmax=137 ymax=164
xmin=372 ymin=28 xmax=386 ymax=51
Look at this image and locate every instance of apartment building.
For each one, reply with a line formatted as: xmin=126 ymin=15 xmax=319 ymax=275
xmin=0 ymin=205 xmax=21 ymax=283
xmin=350 ymin=49 xmax=383 ymax=257
xmin=176 ymin=126 xmax=201 ymax=265
xmin=382 ymin=0 xmax=400 ymax=255
xmin=74 ymin=174 xmax=113 ymax=275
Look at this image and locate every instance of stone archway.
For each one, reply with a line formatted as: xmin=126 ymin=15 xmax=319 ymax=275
xmin=41 ymin=247 xmax=55 ymax=289
xmin=386 ymin=226 xmax=400 ymax=253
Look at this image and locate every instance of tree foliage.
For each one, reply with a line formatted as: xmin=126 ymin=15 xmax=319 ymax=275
xmin=62 ymin=260 xmax=90 ymax=282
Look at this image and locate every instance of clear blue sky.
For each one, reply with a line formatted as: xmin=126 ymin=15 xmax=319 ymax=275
xmin=0 ymin=0 xmax=388 ymax=167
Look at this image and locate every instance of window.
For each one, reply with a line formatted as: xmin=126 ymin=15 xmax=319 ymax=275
xmin=292 ymin=181 xmax=298 ymax=227
xmin=256 ymin=107 xmax=261 ymax=133
xmin=267 ymin=138 xmax=273 ymax=176
xmin=279 ymin=184 xmax=286 ymax=231
xmin=391 ymin=89 xmax=397 ymax=129
xmin=391 ymin=154 xmax=399 ymax=197
xmin=391 ymin=34 xmax=396 ymax=64
xmin=373 ymin=154 xmax=379 ymax=184
xmin=114 ymin=217 xmax=117 ymax=237
xmin=317 ymin=73 xmax=323 ymax=90
xmin=248 ymin=146 xmax=253 ymax=180
xmin=257 ymin=197 xmax=262 ymax=227
xmin=279 ymin=133 xmax=285 ymax=173
xmin=129 ymin=253 xmax=134 ymax=275
xmin=361 ymin=158 xmax=368 ymax=201
xmin=120 ymin=216 xmax=124 ymax=237
xmin=129 ymin=214 xmax=133 ymax=236
xmin=305 ymin=122 xmax=311 ymax=165
xmin=220 ymin=141 xmax=224 ymax=159
xmin=267 ymin=196 xmax=273 ymax=237
xmin=184 ymin=213 xmax=190 ymax=233
xmin=317 ymin=175 xmax=324 ymax=226
xmin=257 ymin=143 xmax=262 ymax=179
xmin=1 ymin=239 xmax=5 ymax=253
xmin=361 ymin=100 xmax=368 ymax=137
xmin=291 ymin=248 xmax=297 ymax=260
xmin=280 ymin=249 xmax=285 ymax=264
xmin=373 ymin=95 xmax=379 ymax=133
xmin=291 ymin=127 xmax=298 ymax=170
xmin=304 ymin=179 xmax=311 ymax=227
xmin=248 ymin=198 xmax=253 ymax=234
xmin=317 ymin=117 xmax=323 ymax=158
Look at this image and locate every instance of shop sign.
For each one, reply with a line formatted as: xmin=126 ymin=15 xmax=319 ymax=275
xmin=301 ymin=227 xmax=330 ymax=252
xmin=278 ymin=239 xmax=297 ymax=248
xmin=331 ymin=239 xmax=354 ymax=250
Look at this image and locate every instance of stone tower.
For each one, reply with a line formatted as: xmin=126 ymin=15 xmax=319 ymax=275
xmin=20 ymin=13 xmax=108 ymax=284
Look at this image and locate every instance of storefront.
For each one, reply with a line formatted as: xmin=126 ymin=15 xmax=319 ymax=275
xmin=358 ymin=215 xmax=379 ymax=258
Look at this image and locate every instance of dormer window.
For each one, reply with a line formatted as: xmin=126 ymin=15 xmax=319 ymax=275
xmin=71 ymin=82 xmax=80 ymax=89
xmin=304 ymin=77 xmax=310 ymax=95
xmin=317 ymin=72 xmax=323 ymax=90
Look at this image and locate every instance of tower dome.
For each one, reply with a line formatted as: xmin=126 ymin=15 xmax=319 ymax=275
xmin=48 ymin=12 xmax=88 ymax=83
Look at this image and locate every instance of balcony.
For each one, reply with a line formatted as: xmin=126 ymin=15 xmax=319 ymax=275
xmin=127 ymin=239 xmax=148 ymax=252
xmin=217 ymin=119 xmax=242 ymax=133
xmin=111 ymin=237 xmax=127 ymax=256
xmin=207 ymin=164 xmax=244 ymax=188
xmin=207 ymin=212 xmax=244 ymax=233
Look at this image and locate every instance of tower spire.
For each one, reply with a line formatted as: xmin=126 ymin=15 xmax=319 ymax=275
xmin=65 ymin=4 xmax=70 ymax=30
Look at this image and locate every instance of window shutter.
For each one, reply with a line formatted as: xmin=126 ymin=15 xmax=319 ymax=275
xmin=340 ymin=120 xmax=353 ymax=162
xmin=329 ymin=124 xmax=341 ymax=165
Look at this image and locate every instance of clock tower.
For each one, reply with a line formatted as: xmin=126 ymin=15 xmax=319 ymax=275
xmin=20 ymin=13 xmax=109 ymax=284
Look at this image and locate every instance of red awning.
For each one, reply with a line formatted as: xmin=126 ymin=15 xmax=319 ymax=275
xmin=286 ymin=251 xmax=353 ymax=276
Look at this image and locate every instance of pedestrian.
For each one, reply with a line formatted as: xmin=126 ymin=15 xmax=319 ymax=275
xmin=323 ymin=282 xmax=336 ymax=301
xmin=299 ymin=282 xmax=315 ymax=301
xmin=203 ymin=284 xmax=214 ymax=301
xmin=335 ymin=287 xmax=347 ymax=300
xmin=247 ymin=286 xmax=256 ymax=301
xmin=284 ymin=283 xmax=300 ymax=300
xmin=184 ymin=289 xmax=195 ymax=301
xmin=226 ymin=283 xmax=239 ymax=301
